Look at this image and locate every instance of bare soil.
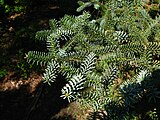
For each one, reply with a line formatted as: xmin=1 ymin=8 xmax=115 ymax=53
xmin=0 ymin=2 xmax=82 ymax=120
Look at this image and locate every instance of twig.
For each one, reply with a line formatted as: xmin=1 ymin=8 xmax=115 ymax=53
xmin=24 ymin=83 xmax=44 ymax=120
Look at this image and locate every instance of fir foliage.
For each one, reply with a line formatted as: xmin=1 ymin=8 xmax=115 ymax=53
xmin=26 ymin=0 xmax=160 ymax=119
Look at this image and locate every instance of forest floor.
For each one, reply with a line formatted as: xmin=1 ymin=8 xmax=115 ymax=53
xmin=0 ymin=3 xmax=87 ymax=120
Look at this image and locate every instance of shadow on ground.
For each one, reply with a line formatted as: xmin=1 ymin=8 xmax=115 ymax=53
xmin=0 ymin=1 xmax=79 ymax=120
xmin=0 ymin=75 xmax=74 ymax=120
